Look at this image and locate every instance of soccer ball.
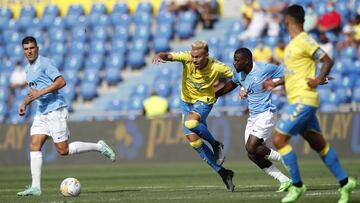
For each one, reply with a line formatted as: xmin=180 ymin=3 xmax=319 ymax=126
xmin=60 ymin=177 xmax=81 ymax=197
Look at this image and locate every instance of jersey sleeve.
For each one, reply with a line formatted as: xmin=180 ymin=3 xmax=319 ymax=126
xmin=266 ymin=63 xmax=284 ymax=79
xmin=45 ymin=60 xmax=61 ymax=81
xmin=301 ymin=34 xmax=320 ymax=57
xmin=170 ymin=51 xmax=192 ymax=62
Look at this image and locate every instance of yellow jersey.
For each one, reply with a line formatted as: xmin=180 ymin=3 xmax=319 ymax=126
xmin=170 ymin=51 xmax=233 ymax=104
xmin=284 ymin=32 xmax=320 ymax=107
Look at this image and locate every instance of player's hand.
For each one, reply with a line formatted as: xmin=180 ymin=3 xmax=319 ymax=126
xmin=18 ymin=103 xmax=26 ymax=116
xmin=239 ymin=89 xmax=247 ymax=100
xmin=28 ymin=89 xmax=43 ymax=101
xmin=152 ymin=54 xmax=165 ymax=64
xmin=263 ymin=78 xmax=275 ymax=91
xmin=306 ymin=77 xmax=334 ymax=88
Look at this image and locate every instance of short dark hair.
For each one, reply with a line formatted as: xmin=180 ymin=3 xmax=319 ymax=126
xmin=234 ymin=47 xmax=252 ymax=60
xmin=286 ymin=4 xmax=305 ymax=24
xmin=22 ymin=36 xmax=37 ymax=46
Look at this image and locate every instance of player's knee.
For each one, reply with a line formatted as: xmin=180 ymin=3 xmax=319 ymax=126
xmin=57 ymin=148 xmax=69 ymax=156
xmin=29 ymin=142 xmax=41 ymax=151
xmin=245 ymin=143 xmax=256 ymax=154
xmin=273 ymin=134 xmax=287 ymax=149
xmin=189 ymin=139 xmax=203 ymax=149
xmin=185 ymin=120 xmax=199 ymax=129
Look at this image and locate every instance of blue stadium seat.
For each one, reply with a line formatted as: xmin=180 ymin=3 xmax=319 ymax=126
xmin=111 ymin=13 xmax=131 ymax=27
xmin=0 ymin=7 xmax=12 ymax=19
xmin=79 ymin=81 xmax=97 ymax=100
xmin=134 ymin=12 xmax=152 ymax=26
xmin=83 ymin=69 xmax=100 ymax=84
xmin=3 ymin=19 xmax=19 ymax=32
xmin=109 ymin=38 xmax=128 ymax=54
xmin=341 ymin=46 xmax=356 ymax=60
xmin=104 ymin=67 xmax=122 ymax=85
xmin=157 ymin=12 xmax=176 ymax=25
xmin=49 ymin=42 xmax=67 ymax=56
xmin=62 ymin=69 xmax=79 ymax=85
xmin=3 ymin=30 xmax=22 ymax=45
xmin=20 ymin=6 xmax=36 ymax=18
xmin=52 ymin=17 xmax=66 ymax=29
xmin=112 ymin=3 xmax=129 ymax=14
xmin=90 ymin=3 xmax=106 ymax=15
xmin=134 ymin=25 xmax=152 ymax=41
xmin=6 ymin=44 xmax=23 ymax=63
xmin=90 ymin=40 xmax=106 ymax=55
xmin=66 ymin=15 xmax=88 ymax=29
xmin=175 ymin=22 xmax=194 ymax=39
xmin=220 ymin=48 xmax=236 ymax=65
xmin=153 ymin=80 xmax=171 ymax=97
xmin=105 ymin=54 xmax=126 ymax=70
xmin=131 ymin=84 xmax=149 ymax=98
xmin=91 ymin=25 xmax=108 ymax=41
xmin=169 ymin=95 xmax=181 ymax=110
xmin=50 ymin=54 xmax=64 ymax=68
xmin=324 ymin=31 xmax=338 ymax=43
xmin=352 ymin=87 xmax=360 ymax=103
xmin=0 ymin=87 xmax=8 ymax=102
xmin=318 ymin=104 xmax=337 ymax=113
xmin=85 ymin=54 xmax=104 ymax=70
xmin=71 ymin=27 xmax=88 ymax=43
xmin=224 ymin=35 xmax=241 ymax=49
xmin=153 ymin=37 xmax=170 ymax=53
xmin=227 ymin=21 xmax=244 ymax=36
xmin=136 ymin=2 xmax=153 ymax=14
xmin=127 ymin=50 xmax=146 ymax=69
xmin=49 ymin=27 xmax=66 ymax=42
xmin=43 ymin=4 xmax=59 ymax=16
xmin=155 ymin=23 xmax=173 ymax=40
xmin=113 ymin=25 xmax=130 ymax=41
xmin=63 ymin=54 xmax=83 ymax=71
xmin=130 ymin=38 xmax=148 ymax=53
xmin=127 ymin=95 xmax=144 ymax=110
xmin=89 ymin=14 xmax=110 ymax=27
xmin=67 ymin=4 xmax=84 ymax=16
xmin=178 ymin=11 xmax=197 ymax=24
xmin=26 ymin=28 xmax=44 ymax=43
xmin=264 ymin=36 xmax=279 ymax=48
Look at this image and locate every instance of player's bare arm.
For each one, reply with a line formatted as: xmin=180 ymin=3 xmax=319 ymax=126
xmin=152 ymin=52 xmax=173 ymax=64
xmin=307 ymin=48 xmax=334 ymax=88
xmin=215 ymin=81 xmax=238 ymax=98
xmin=28 ymin=76 xmax=66 ymax=101
xmin=263 ymin=78 xmax=284 ymax=91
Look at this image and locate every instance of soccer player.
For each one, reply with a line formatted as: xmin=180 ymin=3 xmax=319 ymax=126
xmin=215 ymin=48 xmax=292 ymax=192
xmin=263 ymin=5 xmax=357 ymax=203
xmin=17 ymin=36 xmax=116 ymax=196
xmin=152 ymin=40 xmax=235 ymax=192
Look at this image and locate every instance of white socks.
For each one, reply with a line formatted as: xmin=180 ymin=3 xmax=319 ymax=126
xmin=265 ymin=148 xmax=282 ymax=162
xmin=263 ymin=164 xmax=291 ymax=183
xmin=30 ymin=151 xmax=42 ymax=189
xmin=68 ymin=141 xmax=101 ymax=155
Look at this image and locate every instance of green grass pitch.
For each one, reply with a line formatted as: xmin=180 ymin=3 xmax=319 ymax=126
xmin=1 ymin=159 xmax=359 ymax=203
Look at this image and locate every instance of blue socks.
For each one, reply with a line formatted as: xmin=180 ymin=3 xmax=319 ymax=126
xmin=320 ymin=144 xmax=348 ymax=182
xmin=190 ymin=123 xmax=216 ymax=145
xmin=190 ymin=139 xmax=221 ymax=172
xmin=279 ymin=145 xmax=302 ymax=185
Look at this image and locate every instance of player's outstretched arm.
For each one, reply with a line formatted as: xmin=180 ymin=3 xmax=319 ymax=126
xmin=263 ymin=78 xmax=284 ymax=91
xmin=152 ymin=52 xmax=173 ymax=64
xmin=307 ymin=50 xmax=334 ymax=88
xmin=215 ymin=81 xmax=238 ymax=98
xmin=28 ymin=76 xmax=66 ymax=101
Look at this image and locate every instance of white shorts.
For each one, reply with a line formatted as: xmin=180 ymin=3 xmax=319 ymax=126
xmin=244 ymin=110 xmax=277 ymax=144
xmin=31 ymin=107 xmax=70 ymax=143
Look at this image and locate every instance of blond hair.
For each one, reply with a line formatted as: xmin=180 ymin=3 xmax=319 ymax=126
xmin=191 ymin=40 xmax=209 ymax=52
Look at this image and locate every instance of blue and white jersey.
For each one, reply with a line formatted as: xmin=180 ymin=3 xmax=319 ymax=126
xmin=25 ymin=55 xmax=67 ymax=115
xmin=232 ymin=62 xmax=283 ymax=117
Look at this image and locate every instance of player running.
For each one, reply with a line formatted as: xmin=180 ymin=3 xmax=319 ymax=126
xmin=263 ymin=5 xmax=357 ymax=203
xmin=215 ymin=48 xmax=292 ymax=192
xmin=17 ymin=36 xmax=116 ymax=196
xmin=152 ymin=40 xmax=235 ymax=192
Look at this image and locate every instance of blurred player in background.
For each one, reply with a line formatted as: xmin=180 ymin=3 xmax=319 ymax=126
xmin=215 ymin=48 xmax=292 ymax=192
xmin=17 ymin=36 xmax=116 ymax=196
xmin=263 ymin=5 xmax=357 ymax=203
xmin=152 ymin=40 xmax=235 ymax=192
